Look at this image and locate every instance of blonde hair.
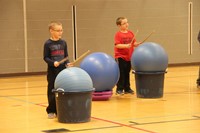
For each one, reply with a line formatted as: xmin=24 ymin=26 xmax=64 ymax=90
xmin=116 ymin=17 xmax=126 ymax=26
xmin=48 ymin=21 xmax=62 ymax=30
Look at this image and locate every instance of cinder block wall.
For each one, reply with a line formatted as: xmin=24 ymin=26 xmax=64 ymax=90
xmin=0 ymin=0 xmax=200 ymax=74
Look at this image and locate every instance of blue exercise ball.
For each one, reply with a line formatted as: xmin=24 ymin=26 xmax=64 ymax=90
xmin=80 ymin=52 xmax=120 ymax=92
xmin=131 ymin=42 xmax=168 ymax=72
xmin=54 ymin=67 xmax=93 ymax=92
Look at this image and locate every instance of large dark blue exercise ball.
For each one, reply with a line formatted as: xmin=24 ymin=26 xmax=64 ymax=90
xmin=54 ymin=67 xmax=93 ymax=92
xmin=80 ymin=52 xmax=120 ymax=92
xmin=131 ymin=42 xmax=168 ymax=72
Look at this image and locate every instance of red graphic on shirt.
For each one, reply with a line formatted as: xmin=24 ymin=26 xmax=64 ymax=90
xmin=51 ymin=50 xmax=64 ymax=56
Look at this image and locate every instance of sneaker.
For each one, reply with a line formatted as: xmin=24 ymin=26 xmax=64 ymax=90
xmin=124 ymin=89 xmax=134 ymax=94
xmin=48 ymin=113 xmax=56 ymax=119
xmin=116 ymin=90 xmax=124 ymax=95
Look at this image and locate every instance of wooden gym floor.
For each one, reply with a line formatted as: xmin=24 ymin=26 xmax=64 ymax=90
xmin=0 ymin=66 xmax=200 ymax=133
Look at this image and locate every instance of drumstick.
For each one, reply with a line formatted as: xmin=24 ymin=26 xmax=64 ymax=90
xmin=140 ymin=30 xmax=155 ymax=44
xmin=130 ymin=29 xmax=139 ymax=44
xmin=58 ymin=57 xmax=68 ymax=64
xmin=58 ymin=50 xmax=90 ymax=65
xmin=72 ymin=50 xmax=90 ymax=64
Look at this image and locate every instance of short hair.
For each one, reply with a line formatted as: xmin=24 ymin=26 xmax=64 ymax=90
xmin=48 ymin=21 xmax=62 ymax=30
xmin=116 ymin=17 xmax=126 ymax=26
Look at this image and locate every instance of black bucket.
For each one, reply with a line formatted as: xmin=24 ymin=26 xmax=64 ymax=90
xmin=133 ymin=71 xmax=166 ymax=98
xmin=54 ymin=89 xmax=93 ymax=123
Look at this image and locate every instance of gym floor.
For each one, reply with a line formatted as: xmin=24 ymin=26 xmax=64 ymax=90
xmin=0 ymin=65 xmax=200 ymax=133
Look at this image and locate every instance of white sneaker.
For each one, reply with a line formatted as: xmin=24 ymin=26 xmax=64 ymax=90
xmin=48 ymin=113 xmax=56 ymax=119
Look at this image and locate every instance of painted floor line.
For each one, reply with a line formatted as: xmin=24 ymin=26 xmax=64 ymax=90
xmin=2 ymin=95 xmax=157 ymax=133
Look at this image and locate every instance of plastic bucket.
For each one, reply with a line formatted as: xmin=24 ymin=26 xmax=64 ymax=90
xmin=54 ymin=90 xmax=93 ymax=123
xmin=133 ymin=71 xmax=166 ymax=98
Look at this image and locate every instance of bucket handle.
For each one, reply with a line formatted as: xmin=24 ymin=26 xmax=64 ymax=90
xmin=52 ymin=88 xmax=65 ymax=93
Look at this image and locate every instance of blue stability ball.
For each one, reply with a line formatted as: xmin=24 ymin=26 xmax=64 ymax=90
xmin=80 ymin=52 xmax=120 ymax=92
xmin=131 ymin=42 xmax=168 ymax=72
xmin=54 ymin=67 xmax=93 ymax=92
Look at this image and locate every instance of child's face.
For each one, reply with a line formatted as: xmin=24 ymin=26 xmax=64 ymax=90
xmin=119 ymin=19 xmax=129 ymax=31
xmin=50 ymin=25 xmax=63 ymax=40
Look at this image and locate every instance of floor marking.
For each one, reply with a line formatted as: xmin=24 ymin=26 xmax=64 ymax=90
xmin=129 ymin=116 xmax=200 ymax=125
xmin=2 ymin=96 xmax=157 ymax=133
xmin=11 ymin=104 xmax=22 ymax=107
xmin=4 ymin=95 xmax=200 ymax=133
xmin=42 ymin=126 xmax=120 ymax=132
xmin=91 ymin=116 xmax=157 ymax=133
xmin=193 ymin=115 xmax=200 ymax=118
xmin=0 ymin=94 xmax=45 ymax=97
xmin=0 ymin=96 xmax=36 ymax=104
xmin=0 ymin=85 xmax=46 ymax=90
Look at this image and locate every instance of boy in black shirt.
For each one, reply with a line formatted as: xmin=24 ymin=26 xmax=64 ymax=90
xmin=43 ymin=21 xmax=73 ymax=119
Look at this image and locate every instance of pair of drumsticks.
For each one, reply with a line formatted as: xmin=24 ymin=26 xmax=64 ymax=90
xmin=130 ymin=30 xmax=155 ymax=46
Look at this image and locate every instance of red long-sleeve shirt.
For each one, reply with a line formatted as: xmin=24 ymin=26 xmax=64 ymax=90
xmin=114 ymin=30 xmax=136 ymax=61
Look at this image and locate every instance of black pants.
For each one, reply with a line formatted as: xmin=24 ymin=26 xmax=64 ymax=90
xmin=46 ymin=66 xmax=65 ymax=114
xmin=116 ymin=58 xmax=131 ymax=91
xmin=197 ymin=66 xmax=200 ymax=86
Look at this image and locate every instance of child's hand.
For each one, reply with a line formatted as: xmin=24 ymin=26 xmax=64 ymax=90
xmin=134 ymin=42 xmax=142 ymax=47
xmin=54 ymin=61 xmax=60 ymax=67
xmin=127 ymin=43 xmax=132 ymax=48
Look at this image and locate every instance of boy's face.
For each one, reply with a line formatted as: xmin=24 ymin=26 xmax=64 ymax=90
xmin=119 ymin=19 xmax=129 ymax=31
xmin=50 ymin=25 xmax=63 ymax=40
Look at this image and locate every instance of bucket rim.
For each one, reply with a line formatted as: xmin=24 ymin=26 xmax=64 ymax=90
xmin=132 ymin=70 xmax=167 ymax=74
xmin=53 ymin=88 xmax=95 ymax=93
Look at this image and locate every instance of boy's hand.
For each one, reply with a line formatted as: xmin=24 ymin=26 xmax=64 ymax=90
xmin=127 ymin=43 xmax=132 ymax=48
xmin=134 ymin=42 xmax=142 ymax=47
xmin=54 ymin=61 xmax=60 ymax=67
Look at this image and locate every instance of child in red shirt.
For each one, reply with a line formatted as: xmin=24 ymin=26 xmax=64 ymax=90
xmin=114 ymin=17 xmax=140 ymax=95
